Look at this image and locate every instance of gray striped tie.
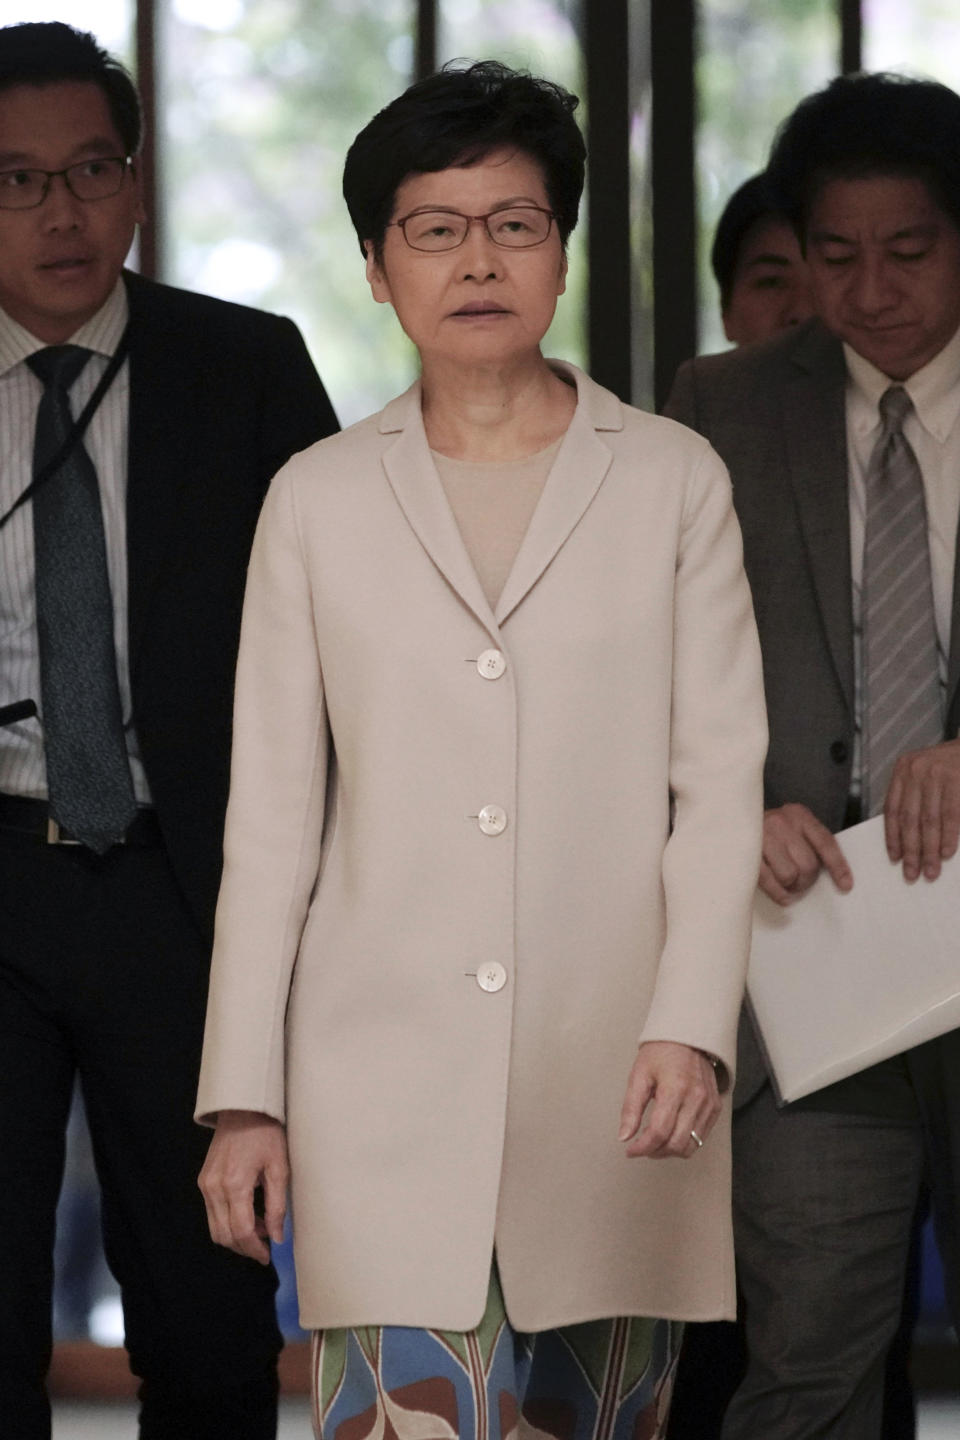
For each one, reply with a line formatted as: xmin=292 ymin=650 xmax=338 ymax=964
xmin=863 ymin=384 xmax=943 ymax=817
xmin=29 ymin=345 xmax=137 ymax=852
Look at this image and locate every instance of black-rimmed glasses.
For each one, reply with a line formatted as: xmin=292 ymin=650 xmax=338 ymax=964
xmin=390 ymin=205 xmax=556 ymax=252
xmin=0 ymin=157 xmax=133 ymax=211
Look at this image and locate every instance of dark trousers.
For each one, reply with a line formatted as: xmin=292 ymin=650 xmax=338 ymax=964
xmin=670 ymin=1041 xmax=960 ymax=1440
xmin=668 ymin=1181 xmax=928 ymax=1440
xmin=908 ymin=1027 xmax=960 ymax=1335
xmin=0 ymin=831 xmax=282 ymax=1439
xmin=728 ymin=1085 xmax=924 ymax=1440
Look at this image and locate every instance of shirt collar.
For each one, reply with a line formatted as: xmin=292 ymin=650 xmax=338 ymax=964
xmin=845 ymin=321 xmax=960 ymax=444
xmin=0 ymin=278 xmax=129 ymax=380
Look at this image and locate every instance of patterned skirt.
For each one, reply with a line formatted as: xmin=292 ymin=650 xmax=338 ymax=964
xmin=311 ymin=1265 xmax=682 ymax=1440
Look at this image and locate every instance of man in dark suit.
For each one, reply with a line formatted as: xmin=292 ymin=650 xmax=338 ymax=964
xmin=665 ymin=72 xmax=960 ymax=1440
xmin=0 ymin=22 xmax=338 ymax=1439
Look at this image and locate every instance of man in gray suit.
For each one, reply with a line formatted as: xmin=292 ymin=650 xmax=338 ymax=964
xmin=666 ymin=72 xmax=960 ymax=1439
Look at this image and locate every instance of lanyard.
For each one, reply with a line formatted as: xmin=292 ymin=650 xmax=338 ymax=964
xmin=0 ymin=322 xmax=132 ymax=532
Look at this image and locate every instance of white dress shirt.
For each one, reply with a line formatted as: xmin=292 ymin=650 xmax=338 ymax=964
xmin=845 ymin=322 xmax=960 ymax=794
xmin=0 ymin=279 xmax=150 ymax=803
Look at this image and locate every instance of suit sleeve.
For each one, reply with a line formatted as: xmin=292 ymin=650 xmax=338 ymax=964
xmin=255 ymin=317 xmax=339 ymax=481
xmin=195 ymin=459 xmax=329 ymax=1125
xmin=637 ymin=441 xmax=767 ymax=1081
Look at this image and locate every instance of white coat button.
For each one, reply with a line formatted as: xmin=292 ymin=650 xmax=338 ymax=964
xmin=477 ymin=804 xmax=507 ymax=835
xmin=477 ymin=962 xmax=507 ymax=993
xmin=477 ymin=649 xmax=506 ymax=680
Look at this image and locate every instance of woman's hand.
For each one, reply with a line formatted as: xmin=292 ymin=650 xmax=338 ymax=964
xmin=618 ymin=1041 xmax=721 ymax=1159
xmin=198 ymin=1109 xmax=289 ymax=1264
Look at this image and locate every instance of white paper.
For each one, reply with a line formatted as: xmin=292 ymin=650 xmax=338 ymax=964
xmin=747 ymin=815 xmax=960 ymax=1102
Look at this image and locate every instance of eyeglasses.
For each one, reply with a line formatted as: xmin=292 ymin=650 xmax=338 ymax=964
xmin=0 ymin=157 xmax=133 ymax=211
xmin=390 ymin=205 xmax=556 ymax=253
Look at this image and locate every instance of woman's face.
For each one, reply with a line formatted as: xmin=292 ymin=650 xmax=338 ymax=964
xmin=365 ymin=148 xmax=567 ymax=371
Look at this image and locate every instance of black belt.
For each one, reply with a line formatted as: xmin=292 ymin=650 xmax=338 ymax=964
xmin=0 ymin=793 xmax=161 ymax=848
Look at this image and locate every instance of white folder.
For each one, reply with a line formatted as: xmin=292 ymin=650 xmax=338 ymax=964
xmin=747 ymin=815 xmax=960 ymax=1102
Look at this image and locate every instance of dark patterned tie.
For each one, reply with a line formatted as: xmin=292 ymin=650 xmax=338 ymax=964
xmin=862 ymin=384 xmax=943 ymax=816
xmin=29 ymin=345 xmax=136 ymax=852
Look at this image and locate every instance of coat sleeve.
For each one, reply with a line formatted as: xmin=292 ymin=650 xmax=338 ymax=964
xmin=636 ymin=440 xmax=767 ymax=1082
xmin=195 ymin=459 xmax=329 ymax=1125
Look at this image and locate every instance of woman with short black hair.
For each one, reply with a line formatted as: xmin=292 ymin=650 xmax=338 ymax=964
xmin=196 ymin=60 xmax=766 ymax=1440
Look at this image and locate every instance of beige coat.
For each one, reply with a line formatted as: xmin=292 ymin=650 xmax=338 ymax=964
xmin=196 ymin=362 xmax=766 ymax=1331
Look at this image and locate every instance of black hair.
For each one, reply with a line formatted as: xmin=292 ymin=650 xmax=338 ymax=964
xmin=767 ymin=71 xmax=960 ymax=239
xmin=0 ymin=21 xmax=142 ymax=155
xmin=343 ymin=59 xmax=585 ymax=258
xmin=711 ymin=172 xmax=790 ymax=309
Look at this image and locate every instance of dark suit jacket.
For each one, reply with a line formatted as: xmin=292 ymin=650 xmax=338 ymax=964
xmin=121 ymin=269 xmax=338 ymax=942
xmin=664 ymin=317 xmax=960 ymax=1100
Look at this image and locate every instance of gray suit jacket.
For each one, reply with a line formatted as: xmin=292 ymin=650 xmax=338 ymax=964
xmin=664 ymin=317 xmax=960 ymax=1102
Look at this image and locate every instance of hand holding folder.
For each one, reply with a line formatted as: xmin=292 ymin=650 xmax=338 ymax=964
xmin=748 ymin=814 xmax=960 ymax=1102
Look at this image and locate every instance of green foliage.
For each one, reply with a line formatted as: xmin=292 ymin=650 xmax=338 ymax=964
xmin=695 ymin=0 xmax=838 ymax=354
xmin=161 ymin=0 xmax=586 ymax=424
xmin=162 ymin=0 xmax=418 ymax=423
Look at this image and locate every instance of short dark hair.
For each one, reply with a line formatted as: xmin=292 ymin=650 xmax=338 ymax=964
xmin=711 ymin=172 xmax=789 ymax=309
xmin=0 ymin=21 xmax=142 ymax=155
xmin=767 ymin=71 xmax=960 ymax=239
xmin=343 ymin=59 xmax=585 ymax=258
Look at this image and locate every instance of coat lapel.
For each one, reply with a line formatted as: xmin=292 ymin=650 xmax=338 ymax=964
xmin=496 ymin=366 xmax=618 ymax=624
xmin=379 ymin=365 xmax=618 ymax=630
xmin=380 ymin=366 xmax=619 ymax=634
xmin=780 ymin=324 xmax=855 ymax=715
xmin=379 ymin=383 xmax=499 ymax=634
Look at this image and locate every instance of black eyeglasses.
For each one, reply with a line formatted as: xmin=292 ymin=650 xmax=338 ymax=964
xmin=390 ymin=205 xmax=556 ymax=253
xmin=0 ymin=157 xmax=133 ymax=211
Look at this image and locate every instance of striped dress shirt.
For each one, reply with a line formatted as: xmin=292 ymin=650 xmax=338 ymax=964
xmin=0 ymin=279 xmax=150 ymax=803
